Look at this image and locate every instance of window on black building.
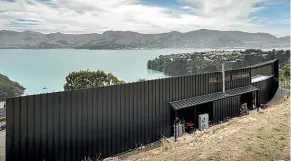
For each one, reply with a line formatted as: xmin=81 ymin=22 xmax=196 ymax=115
xmin=225 ymin=75 xmax=231 ymax=81
xmin=241 ymin=73 xmax=250 ymax=78
xmin=232 ymin=73 xmax=242 ymax=80
xmin=209 ymin=76 xmax=218 ymax=83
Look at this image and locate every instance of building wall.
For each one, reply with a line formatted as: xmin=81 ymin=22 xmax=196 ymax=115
xmin=251 ymin=59 xmax=279 ymax=105
xmin=213 ymin=96 xmax=241 ymax=123
xmin=6 ymin=61 xmax=277 ymax=161
xmin=252 ymin=77 xmax=278 ymax=105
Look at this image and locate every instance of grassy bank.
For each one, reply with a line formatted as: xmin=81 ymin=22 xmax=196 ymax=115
xmin=125 ymin=96 xmax=290 ymax=161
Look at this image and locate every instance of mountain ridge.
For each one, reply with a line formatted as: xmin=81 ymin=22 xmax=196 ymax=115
xmin=0 ymin=29 xmax=289 ymax=49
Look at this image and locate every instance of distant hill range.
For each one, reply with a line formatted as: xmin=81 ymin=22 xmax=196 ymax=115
xmin=0 ymin=29 xmax=289 ymax=49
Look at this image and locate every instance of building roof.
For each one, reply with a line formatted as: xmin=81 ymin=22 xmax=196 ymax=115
xmin=226 ymin=85 xmax=259 ymax=96
xmin=169 ymin=85 xmax=259 ymax=111
xmin=248 ymin=59 xmax=277 ymax=69
xmin=169 ymin=92 xmax=230 ymax=111
xmin=251 ymin=75 xmax=273 ymax=83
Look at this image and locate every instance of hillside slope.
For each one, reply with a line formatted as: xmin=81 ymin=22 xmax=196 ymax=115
xmin=0 ymin=29 xmax=289 ymax=49
xmin=125 ymin=96 xmax=290 ymax=161
xmin=0 ymin=74 xmax=25 ymax=101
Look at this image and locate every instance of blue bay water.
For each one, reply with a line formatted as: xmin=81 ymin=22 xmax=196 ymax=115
xmin=0 ymin=48 xmax=212 ymax=95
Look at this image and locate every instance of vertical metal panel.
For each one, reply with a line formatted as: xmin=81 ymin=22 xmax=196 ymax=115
xmin=34 ymin=94 xmax=41 ymax=161
xmin=13 ymin=97 xmax=21 ymax=161
xmin=213 ymin=96 xmax=243 ymax=123
xmin=192 ymin=75 xmax=196 ymax=96
xmin=59 ymin=92 xmax=65 ymax=161
xmin=65 ymin=91 xmax=72 ymax=161
xmin=71 ymin=91 xmax=77 ymax=160
xmin=169 ymin=77 xmax=173 ymax=101
xmin=181 ymin=76 xmax=184 ymax=98
xmin=140 ymin=82 xmax=145 ymax=145
xmin=198 ymin=74 xmax=201 ymax=95
xmin=159 ymin=79 xmax=164 ymax=136
xmin=212 ymin=103 xmax=216 ymax=123
xmin=96 ymin=88 xmax=103 ymax=156
xmin=232 ymin=96 xmax=233 ymax=118
xmin=205 ymin=74 xmax=210 ymax=94
xmin=81 ymin=90 xmax=88 ymax=158
xmin=134 ymin=82 xmax=141 ymax=148
xmin=132 ymin=83 xmax=137 ymax=148
xmin=187 ymin=75 xmax=191 ymax=98
xmin=119 ymin=85 xmax=125 ymax=152
xmin=76 ymin=90 xmax=82 ymax=161
xmin=177 ymin=77 xmax=180 ymax=99
xmin=126 ymin=84 xmax=135 ymax=149
xmin=107 ymin=86 xmax=112 ymax=156
xmin=27 ymin=96 xmax=35 ymax=161
xmin=40 ymin=94 xmax=48 ymax=160
xmin=115 ymin=85 xmax=121 ymax=154
xmin=165 ymin=78 xmax=171 ymax=136
xmin=155 ymin=79 xmax=160 ymax=140
xmin=144 ymin=81 xmax=151 ymax=143
xmin=148 ymin=80 xmax=153 ymax=142
xmin=87 ymin=89 xmax=93 ymax=157
xmin=125 ymin=84 xmax=131 ymax=152
xmin=100 ymin=87 xmax=107 ymax=157
xmin=111 ymin=86 xmax=117 ymax=155
xmin=92 ymin=89 xmax=97 ymax=156
xmin=53 ymin=92 xmax=60 ymax=161
xmin=47 ymin=93 xmax=54 ymax=161
xmin=180 ymin=76 xmax=184 ymax=98
xmin=201 ymin=74 xmax=205 ymax=95
xmin=6 ymin=98 xmax=13 ymax=161
xmin=129 ymin=84 xmax=134 ymax=149
xmin=20 ymin=96 xmax=28 ymax=160
xmin=152 ymin=80 xmax=157 ymax=141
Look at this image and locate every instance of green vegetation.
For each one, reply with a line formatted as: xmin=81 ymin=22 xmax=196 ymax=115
xmin=64 ymin=69 xmax=125 ymax=90
xmin=148 ymin=49 xmax=290 ymax=76
xmin=137 ymin=79 xmax=147 ymax=82
xmin=282 ymin=62 xmax=290 ymax=80
xmin=279 ymin=62 xmax=290 ymax=89
xmin=0 ymin=74 xmax=25 ymax=101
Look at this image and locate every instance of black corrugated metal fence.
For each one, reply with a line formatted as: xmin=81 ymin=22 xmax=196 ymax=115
xmin=5 ymin=60 xmax=280 ymax=161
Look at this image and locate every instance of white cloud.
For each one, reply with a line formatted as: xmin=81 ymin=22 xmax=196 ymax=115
xmin=0 ymin=0 xmax=289 ymax=37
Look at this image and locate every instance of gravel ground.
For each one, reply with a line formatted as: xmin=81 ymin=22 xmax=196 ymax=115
xmin=0 ymin=130 xmax=5 ymax=161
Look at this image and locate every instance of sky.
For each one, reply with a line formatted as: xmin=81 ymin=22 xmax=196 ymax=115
xmin=0 ymin=0 xmax=290 ymax=37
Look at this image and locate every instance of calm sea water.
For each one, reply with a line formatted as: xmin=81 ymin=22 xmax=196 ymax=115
xmin=0 ymin=48 xmax=214 ymax=95
xmin=1 ymin=47 xmax=288 ymax=95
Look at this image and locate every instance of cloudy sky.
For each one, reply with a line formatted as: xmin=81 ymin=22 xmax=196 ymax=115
xmin=0 ymin=0 xmax=290 ymax=37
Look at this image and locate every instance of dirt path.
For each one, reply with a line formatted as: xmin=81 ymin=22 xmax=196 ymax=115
xmin=125 ymin=96 xmax=290 ymax=161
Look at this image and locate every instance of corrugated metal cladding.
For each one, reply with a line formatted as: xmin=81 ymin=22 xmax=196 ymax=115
xmin=251 ymin=59 xmax=279 ymax=105
xmin=226 ymin=85 xmax=259 ymax=96
xmin=252 ymin=76 xmax=278 ymax=105
xmin=169 ymin=92 xmax=230 ymax=111
xmin=6 ymin=60 xmax=278 ymax=161
xmin=169 ymin=85 xmax=258 ymax=111
xmin=213 ymin=96 xmax=241 ymax=123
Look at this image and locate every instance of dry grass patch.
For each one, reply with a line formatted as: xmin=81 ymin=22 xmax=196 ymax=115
xmin=124 ymin=96 xmax=290 ymax=161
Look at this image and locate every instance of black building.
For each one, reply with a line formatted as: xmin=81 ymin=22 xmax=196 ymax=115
xmin=6 ymin=59 xmax=279 ymax=161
